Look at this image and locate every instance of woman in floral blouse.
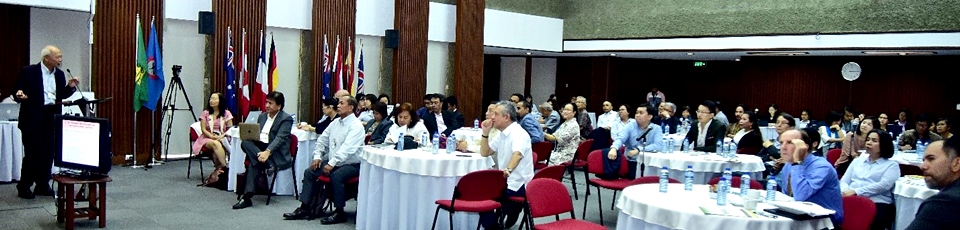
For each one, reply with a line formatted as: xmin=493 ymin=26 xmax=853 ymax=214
xmin=546 ymin=102 xmax=582 ymax=165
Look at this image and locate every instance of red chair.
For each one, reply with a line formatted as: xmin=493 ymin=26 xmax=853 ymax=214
xmin=532 ymin=141 xmax=554 ymax=169
xmin=630 ymin=176 xmax=681 ymax=186
xmin=266 ymin=134 xmax=299 ymax=205
xmin=582 ymin=149 xmax=632 ymax=225
xmin=187 ymin=121 xmax=213 ymax=183
xmin=900 ymin=164 xmax=922 ymax=176
xmin=516 ymin=165 xmax=569 ymax=230
xmin=525 ymin=178 xmax=605 ymax=230
xmin=560 ymin=139 xmax=593 ymax=200
xmin=707 ymin=176 xmax=764 ymax=190
xmin=826 ymin=149 xmax=842 ymax=165
xmin=431 ymin=169 xmax=507 ymax=230
xmin=315 ymin=174 xmax=361 ymax=213
xmin=841 ymin=196 xmax=876 ymax=230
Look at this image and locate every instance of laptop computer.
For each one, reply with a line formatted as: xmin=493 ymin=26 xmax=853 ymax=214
xmin=0 ymin=103 xmax=19 ymax=121
xmin=238 ymin=123 xmax=261 ymax=141
xmin=245 ymin=111 xmax=261 ymax=123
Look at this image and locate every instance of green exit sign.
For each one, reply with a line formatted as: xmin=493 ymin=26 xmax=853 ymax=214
xmin=693 ymin=61 xmax=707 ymax=67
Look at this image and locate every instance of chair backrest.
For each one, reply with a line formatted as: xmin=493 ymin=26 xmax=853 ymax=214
xmin=453 ymin=169 xmax=507 ymax=201
xmin=532 ymin=141 xmax=553 ymax=162
xmin=586 ymin=150 xmax=629 ymax=176
xmin=534 ymin=165 xmax=566 ymax=182
xmin=574 ymin=139 xmax=594 ymax=162
xmin=189 ymin=121 xmax=201 ymax=142
xmin=841 ymin=196 xmax=876 ymax=230
xmin=707 ymin=176 xmax=764 ymax=190
xmin=289 ymin=134 xmax=299 ymax=157
xmin=630 ymin=176 xmax=680 ymax=185
xmin=826 ymin=149 xmax=842 ymax=165
xmin=900 ymin=164 xmax=922 ymax=176
xmin=526 ymin=178 xmax=574 ymax=218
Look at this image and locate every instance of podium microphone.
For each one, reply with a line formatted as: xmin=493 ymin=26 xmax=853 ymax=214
xmin=66 ymin=69 xmax=88 ymax=101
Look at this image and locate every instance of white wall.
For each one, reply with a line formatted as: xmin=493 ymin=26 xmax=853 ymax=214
xmin=425 ymin=42 xmax=450 ymax=95
xmin=499 ymin=57 xmax=525 ymax=100
xmin=266 ymin=0 xmax=312 ymax=30
xmin=355 ymin=35 xmax=382 ymax=95
xmin=1 ymin=0 xmax=90 ymax=12
xmin=160 ymin=19 xmax=208 ymax=156
xmin=265 ymin=27 xmax=303 ymax=117
xmin=530 ymin=58 xmax=557 ymax=104
xmin=30 ymin=7 xmax=91 ymax=89
xmin=164 ymin=0 xmax=210 ymax=21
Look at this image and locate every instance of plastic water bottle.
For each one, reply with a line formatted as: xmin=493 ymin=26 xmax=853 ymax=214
xmin=916 ymin=140 xmax=926 ymax=160
xmin=732 ymin=142 xmax=738 ymax=155
xmin=473 ymin=118 xmax=479 ymax=129
xmin=420 ymin=131 xmax=429 ymax=147
xmin=716 ymin=139 xmax=723 ymax=154
xmin=722 ymin=167 xmax=733 ymax=191
xmin=717 ymin=178 xmax=728 ymax=206
xmin=659 ymin=166 xmax=669 ymax=193
xmin=661 ymin=138 xmax=669 ymax=153
xmin=396 ymin=132 xmax=405 ymax=151
xmin=431 ymin=132 xmax=440 ymax=154
xmin=667 ymin=137 xmax=675 ymax=153
xmin=740 ymin=174 xmax=751 ymax=197
xmin=682 ymin=138 xmax=690 ymax=153
xmin=766 ymin=176 xmax=777 ymax=202
xmin=684 ymin=165 xmax=694 ymax=191
xmin=446 ymin=134 xmax=456 ymax=154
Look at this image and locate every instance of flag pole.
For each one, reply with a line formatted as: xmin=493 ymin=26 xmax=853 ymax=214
xmin=148 ymin=16 xmax=163 ymax=166
xmin=132 ymin=14 xmax=145 ymax=169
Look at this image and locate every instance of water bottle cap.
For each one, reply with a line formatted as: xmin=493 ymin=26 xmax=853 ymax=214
xmin=687 ymin=165 xmax=693 ymax=168
xmin=662 ymin=166 xmax=668 ymax=169
xmin=725 ymin=167 xmax=731 ymax=170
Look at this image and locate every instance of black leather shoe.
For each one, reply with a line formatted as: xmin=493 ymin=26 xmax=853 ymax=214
xmin=283 ymin=207 xmax=312 ymax=220
xmin=320 ymin=212 xmax=347 ymax=225
xmin=17 ymin=188 xmax=35 ymax=199
xmin=503 ymin=208 xmax=522 ymax=228
xmin=232 ymin=198 xmax=252 ymax=209
xmin=34 ymin=188 xmax=54 ymax=196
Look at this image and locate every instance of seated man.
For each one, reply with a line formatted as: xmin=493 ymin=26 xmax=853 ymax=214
xmin=297 ymin=98 xmax=338 ymax=134
xmin=283 ymin=95 xmax=364 ymax=225
xmin=780 ymin=129 xmax=844 ymax=226
xmin=575 ymin=96 xmax=593 ymax=138
xmin=445 ymin=96 xmax=465 ymax=128
xmin=422 ymin=94 xmax=463 ymax=140
xmin=606 ymin=103 xmax=663 ymax=179
xmin=899 ymin=114 xmax=943 ymax=150
xmin=906 ymin=137 xmax=960 ymax=229
xmin=479 ymin=101 xmax=534 ymax=229
xmin=234 ymin=91 xmax=294 ymax=209
xmin=538 ymin=102 xmax=561 ymax=134
xmin=655 ymin=102 xmax=680 ymax=134
xmin=684 ymin=100 xmax=726 ymax=152
xmin=516 ymin=100 xmax=544 ymax=143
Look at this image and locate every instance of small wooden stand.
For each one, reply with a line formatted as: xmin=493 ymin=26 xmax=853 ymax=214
xmin=53 ymin=174 xmax=112 ymax=230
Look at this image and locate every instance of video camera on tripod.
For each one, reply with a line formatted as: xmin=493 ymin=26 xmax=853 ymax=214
xmin=172 ymin=65 xmax=182 ymax=78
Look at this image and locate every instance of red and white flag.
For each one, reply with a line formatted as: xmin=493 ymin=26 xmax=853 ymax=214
xmin=238 ymin=29 xmax=250 ymax=119
xmin=253 ymin=30 xmax=268 ymax=111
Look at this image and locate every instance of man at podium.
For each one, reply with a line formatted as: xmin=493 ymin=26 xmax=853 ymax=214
xmin=13 ymin=45 xmax=79 ymax=199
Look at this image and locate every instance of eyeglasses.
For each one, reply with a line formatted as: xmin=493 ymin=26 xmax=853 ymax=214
xmin=696 ymin=110 xmax=710 ymax=114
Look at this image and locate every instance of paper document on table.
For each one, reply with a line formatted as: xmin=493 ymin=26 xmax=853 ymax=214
xmin=768 ymin=201 xmax=836 ymax=216
xmin=699 ymin=206 xmax=751 ymax=218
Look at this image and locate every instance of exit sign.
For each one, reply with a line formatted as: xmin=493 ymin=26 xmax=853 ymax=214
xmin=693 ymin=61 xmax=707 ymax=67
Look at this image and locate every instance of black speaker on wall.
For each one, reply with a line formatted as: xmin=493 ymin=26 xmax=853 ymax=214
xmin=384 ymin=29 xmax=399 ymax=48
xmin=198 ymin=11 xmax=214 ymax=35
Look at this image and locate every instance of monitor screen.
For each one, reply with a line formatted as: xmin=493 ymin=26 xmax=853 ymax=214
xmin=53 ymin=115 xmax=111 ymax=175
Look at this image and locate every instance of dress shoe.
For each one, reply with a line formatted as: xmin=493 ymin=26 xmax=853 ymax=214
xmin=283 ymin=207 xmax=312 ymax=220
xmin=17 ymin=188 xmax=35 ymax=199
xmin=34 ymin=188 xmax=55 ymax=196
xmin=232 ymin=198 xmax=253 ymax=209
xmin=320 ymin=211 xmax=347 ymax=225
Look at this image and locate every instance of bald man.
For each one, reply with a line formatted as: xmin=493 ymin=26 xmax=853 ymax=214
xmin=779 ymin=129 xmax=844 ymax=226
xmin=14 ymin=45 xmax=79 ymax=199
xmin=906 ymin=138 xmax=960 ymax=229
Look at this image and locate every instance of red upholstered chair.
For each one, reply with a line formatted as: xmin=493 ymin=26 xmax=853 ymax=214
xmin=187 ymin=121 xmax=213 ymax=183
xmin=431 ymin=169 xmax=507 ymax=230
xmin=264 ymin=134 xmax=299 ymax=205
xmin=516 ymin=165 xmax=569 ymax=230
xmin=826 ymin=149 xmax=842 ymax=165
xmin=560 ymin=139 xmax=593 ymax=200
xmin=707 ymin=176 xmax=764 ymax=190
xmin=630 ymin=176 xmax=680 ymax=186
xmin=532 ymin=141 xmax=554 ymax=169
xmin=582 ymin=149 xmax=632 ymax=225
xmin=841 ymin=196 xmax=876 ymax=230
xmin=525 ymin=178 xmax=605 ymax=230
xmin=900 ymin=164 xmax=923 ymax=176
xmin=315 ymin=174 xmax=361 ymax=213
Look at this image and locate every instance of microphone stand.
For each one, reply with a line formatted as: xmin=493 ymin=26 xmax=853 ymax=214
xmin=639 ymin=137 xmax=646 ymax=177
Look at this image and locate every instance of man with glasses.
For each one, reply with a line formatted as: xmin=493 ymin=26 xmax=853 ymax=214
xmin=422 ymin=94 xmax=463 ymax=140
xmin=684 ymin=100 xmax=726 ymax=152
xmin=655 ymin=102 xmax=680 ymax=134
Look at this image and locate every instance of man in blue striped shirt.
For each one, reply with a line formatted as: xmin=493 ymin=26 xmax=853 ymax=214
xmin=780 ymin=129 xmax=844 ymax=226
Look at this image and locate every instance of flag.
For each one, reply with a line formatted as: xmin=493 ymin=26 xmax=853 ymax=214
xmin=238 ymin=29 xmax=250 ymax=119
xmin=357 ymin=41 xmax=365 ymax=94
xmin=344 ymin=38 xmax=354 ymax=95
xmin=254 ymin=30 xmax=268 ymax=111
xmin=322 ymin=35 xmax=331 ymax=99
xmin=133 ymin=15 xmax=148 ymax=112
xmin=144 ymin=17 xmax=165 ymax=111
xmin=332 ymin=36 xmax=341 ymax=92
xmin=225 ymin=27 xmax=238 ymax=114
xmin=268 ymin=35 xmax=278 ymax=91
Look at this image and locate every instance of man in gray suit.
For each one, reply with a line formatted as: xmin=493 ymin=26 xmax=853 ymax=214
xmin=233 ymin=91 xmax=294 ymax=209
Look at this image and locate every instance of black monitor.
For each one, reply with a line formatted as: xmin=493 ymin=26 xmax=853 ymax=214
xmin=53 ymin=115 xmax=112 ymax=176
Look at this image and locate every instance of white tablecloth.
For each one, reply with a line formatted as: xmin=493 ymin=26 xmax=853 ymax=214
xmin=452 ymin=128 xmax=483 ymax=152
xmin=616 ymin=184 xmax=833 ymax=230
xmin=890 ymin=152 xmax=923 ymax=166
xmin=356 ymin=147 xmax=495 ymax=230
xmin=894 ymin=176 xmax=938 ymax=230
xmin=0 ymin=121 xmax=24 ymax=182
xmin=640 ymin=152 xmax=766 ymax=184
xmin=760 ymin=127 xmax=778 ymax=141
xmin=226 ymin=127 xmax=318 ymax=195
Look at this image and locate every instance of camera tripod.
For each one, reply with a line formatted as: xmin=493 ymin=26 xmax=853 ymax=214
xmin=160 ymin=66 xmax=197 ymax=162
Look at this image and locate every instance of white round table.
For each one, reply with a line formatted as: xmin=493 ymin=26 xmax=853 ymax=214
xmin=616 ymin=184 xmax=834 ymax=230
xmin=356 ymin=146 xmax=495 ymax=230
xmin=226 ymin=127 xmax=317 ymax=195
xmin=0 ymin=121 xmax=24 ymax=182
xmin=894 ymin=176 xmax=938 ymax=230
xmin=639 ymin=152 xmax=766 ymax=184
xmin=760 ymin=127 xmax=778 ymax=141
xmin=452 ymin=128 xmax=483 ymax=152
xmin=890 ymin=152 xmax=923 ymax=167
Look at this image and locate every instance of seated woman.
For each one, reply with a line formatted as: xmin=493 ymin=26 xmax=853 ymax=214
xmin=819 ymin=111 xmax=846 ymax=152
xmin=193 ymin=93 xmax=233 ymax=183
xmin=384 ymin=102 xmax=428 ymax=144
xmin=679 ymin=105 xmax=693 ymax=127
xmin=727 ymin=104 xmax=746 ymax=138
xmin=797 ymin=109 xmax=814 ymax=129
xmin=878 ymin=112 xmax=891 ymax=133
xmin=937 ymin=117 xmax=954 ymax=140
xmin=545 ymin=102 xmax=582 ymax=165
xmin=735 ymin=111 xmax=763 ymax=155
xmin=298 ymin=98 xmax=338 ymax=134
xmin=839 ymin=129 xmax=899 ymax=230
xmin=763 ymin=103 xmax=780 ymax=126
xmin=834 ymin=116 xmax=880 ymax=175
xmin=364 ymin=102 xmax=394 ymax=145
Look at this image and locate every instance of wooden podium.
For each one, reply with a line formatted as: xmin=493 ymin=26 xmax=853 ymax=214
xmin=53 ymin=174 xmax=113 ymax=229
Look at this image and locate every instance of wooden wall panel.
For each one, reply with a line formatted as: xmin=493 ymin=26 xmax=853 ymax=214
xmin=453 ymin=0 xmax=484 ymax=122
xmin=0 ymin=4 xmax=29 ymax=100
xmin=92 ymin=0 xmax=163 ymax=165
xmin=309 ymin=0 xmax=356 ymax=122
xmin=392 ymin=0 xmax=429 ymax=107
xmin=212 ymin=0 xmax=266 ymax=122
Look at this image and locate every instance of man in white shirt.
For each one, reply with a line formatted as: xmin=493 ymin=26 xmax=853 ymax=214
xmin=479 ymin=101 xmax=533 ymax=229
xmin=596 ymin=101 xmax=618 ymax=130
xmin=284 ymin=95 xmax=364 ymax=225
xmin=234 ymin=92 xmax=294 ymax=209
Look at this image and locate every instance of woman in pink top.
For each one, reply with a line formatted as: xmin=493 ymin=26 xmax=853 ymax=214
xmin=193 ymin=93 xmax=233 ymax=179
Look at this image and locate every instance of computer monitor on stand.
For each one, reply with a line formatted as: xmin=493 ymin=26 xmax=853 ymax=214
xmin=53 ymin=115 xmax=112 ymax=179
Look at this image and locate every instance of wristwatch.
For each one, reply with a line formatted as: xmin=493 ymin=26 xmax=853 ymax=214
xmin=505 ymin=167 xmax=513 ymax=173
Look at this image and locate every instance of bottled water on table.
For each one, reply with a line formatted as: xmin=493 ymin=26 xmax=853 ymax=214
xmin=717 ymin=178 xmax=728 ymax=206
xmin=916 ymin=140 xmax=926 ymax=161
xmin=731 ymin=142 xmax=738 ymax=156
xmin=740 ymin=174 xmax=751 ymax=197
xmin=667 ymin=137 xmax=675 ymax=153
xmin=431 ymin=132 xmax=440 ymax=154
xmin=684 ymin=165 xmax=694 ymax=191
xmin=474 ymin=118 xmax=479 ymax=129
xmin=420 ymin=131 xmax=428 ymax=147
xmin=716 ymin=139 xmax=723 ymax=154
xmin=766 ymin=176 xmax=777 ymax=202
xmin=682 ymin=138 xmax=690 ymax=153
xmin=722 ymin=167 xmax=733 ymax=191
xmin=446 ymin=134 xmax=457 ymax=154
xmin=661 ymin=139 xmax=669 ymax=153
xmin=659 ymin=166 xmax=669 ymax=193
xmin=396 ymin=132 xmax=405 ymax=151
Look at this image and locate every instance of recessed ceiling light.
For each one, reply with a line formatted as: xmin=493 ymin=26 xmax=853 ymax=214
xmin=734 ymin=58 xmax=740 ymax=61
xmin=746 ymin=51 xmax=809 ymax=56
xmin=687 ymin=53 xmax=694 ymax=56
xmin=610 ymin=53 xmax=616 ymax=56
xmin=525 ymin=52 xmax=531 ymax=55
xmin=862 ymin=51 xmax=936 ymax=55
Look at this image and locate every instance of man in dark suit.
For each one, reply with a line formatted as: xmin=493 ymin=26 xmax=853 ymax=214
xmin=13 ymin=45 xmax=78 ymax=199
xmin=422 ymin=94 xmax=462 ymax=140
xmin=233 ymin=91 xmax=294 ymax=209
xmin=685 ymin=100 xmax=726 ymax=152
xmin=445 ymin=96 xmax=465 ymax=128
